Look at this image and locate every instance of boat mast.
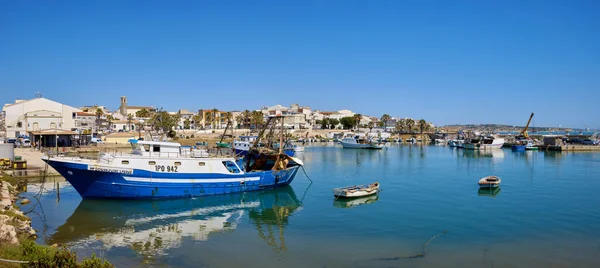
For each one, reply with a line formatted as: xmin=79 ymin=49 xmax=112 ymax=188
xmin=279 ymin=116 xmax=284 ymax=155
xmin=251 ymin=116 xmax=275 ymax=150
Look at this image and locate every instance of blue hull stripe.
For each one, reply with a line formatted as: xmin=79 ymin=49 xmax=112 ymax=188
xmin=122 ymin=176 xmax=261 ymax=183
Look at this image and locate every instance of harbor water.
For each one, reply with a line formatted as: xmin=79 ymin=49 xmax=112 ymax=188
xmin=20 ymin=144 xmax=600 ymax=267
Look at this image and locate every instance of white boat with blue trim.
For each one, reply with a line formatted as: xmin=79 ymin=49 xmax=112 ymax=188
xmin=233 ymin=135 xmax=259 ymax=156
xmin=340 ymin=134 xmax=385 ymax=149
xmin=42 ymin=140 xmax=303 ymax=199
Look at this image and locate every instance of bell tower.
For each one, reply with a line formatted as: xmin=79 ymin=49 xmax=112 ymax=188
xmin=120 ymin=96 xmax=127 ymax=116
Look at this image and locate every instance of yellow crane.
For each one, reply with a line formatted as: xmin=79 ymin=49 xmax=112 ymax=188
xmin=520 ymin=112 xmax=534 ymax=139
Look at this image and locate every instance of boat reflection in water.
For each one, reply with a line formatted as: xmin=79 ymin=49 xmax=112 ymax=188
xmin=462 ymin=149 xmax=505 ymax=159
xmin=478 ymin=187 xmax=501 ymax=197
xmin=48 ymin=186 xmax=301 ymax=255
xmin=333 ymin=195 xmax=379 ymax=208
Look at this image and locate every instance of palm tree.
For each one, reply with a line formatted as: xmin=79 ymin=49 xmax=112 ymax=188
xmin=353 ymin=114 xmax=362 ymax=130
xmin=172 ymin=111 xmax=182 ymax=130
xmin=380 ymin=114 xmax=391 ymax=132
xmin=406 ymin=118 xmax=415 ymax=134
xmin=368 ymin=121 xmax=374 ymax=132
xmin=225 ymin=112 xmax=233 ymax=124
xmin=126 ymin=114 xmax=134 ymax=132
xmin=211 ymin=108 xmax=219 ymax=129
xmin=204 ymin=112 xmax=213 ymax=129
xmin=250 ymin=111 xmax=264 ymax=129
xmin=106 ymin=114 xmax=114 ymax=132
xmin=192 ymin=114 xmax=202 ymax=129
xmin=418 ymin=119 xmax=429 ymax=134
xmin=235 ymin=114 xmax=244 ymax=129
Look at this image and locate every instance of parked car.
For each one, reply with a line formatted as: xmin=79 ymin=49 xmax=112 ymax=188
xmin=582 ymin=139 xmax=598 ymax=145
xmin=21 ymin=139 xmax=31 ymax=147
xmin=90 ymin=137 xmax=103 ymax=144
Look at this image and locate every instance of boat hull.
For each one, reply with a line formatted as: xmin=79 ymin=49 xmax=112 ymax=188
xmin=478 ymin=184 xmax=500 ymax=189
xmin=234 ymin=148 xmax=249 ymax=156
xmin=340 ymin=142 xmax=384 ymax=149
xmin=464 ymin=143 xmax=504 ymax=150
xmin=44 ymin=158 xmax=300 ymax=199
xmin=511 ymin=145 xmax=526 ymax=151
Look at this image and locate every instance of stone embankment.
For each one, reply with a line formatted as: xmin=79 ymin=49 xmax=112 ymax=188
xmin=0 ymin=180 xmax=36 ymax=245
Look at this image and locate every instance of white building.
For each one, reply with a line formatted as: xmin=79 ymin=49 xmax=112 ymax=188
xmin=2 ymin=97 xmax=81 ymax=138
xmin=327 ymin=109 xmax=355 ymax=120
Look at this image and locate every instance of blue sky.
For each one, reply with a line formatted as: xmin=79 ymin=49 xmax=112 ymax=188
xmin=1 ymin=1 xmax=598 ymax=128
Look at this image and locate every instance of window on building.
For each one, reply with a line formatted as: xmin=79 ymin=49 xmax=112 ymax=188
xmin=16 ymin=122 xmax=22 ymax=128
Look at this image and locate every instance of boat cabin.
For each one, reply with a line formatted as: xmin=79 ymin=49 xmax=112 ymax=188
xmin=133 ymin=141 xmax=208 ymax=158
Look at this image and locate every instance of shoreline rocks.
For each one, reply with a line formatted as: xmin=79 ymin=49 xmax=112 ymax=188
xmin=0 ymin=180 xmax=36 ymax=245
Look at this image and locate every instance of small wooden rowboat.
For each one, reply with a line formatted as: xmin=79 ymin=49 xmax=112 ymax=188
xmin=333 ymin=182 xmax=380 ymax=198
xmin=478 ymin=176 xmax=501 ymax=188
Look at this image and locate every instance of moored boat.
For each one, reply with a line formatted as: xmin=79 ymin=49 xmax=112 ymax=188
xmin=464 ymin=136 xmax=505 ymax=150
xmin=333 ymin=182 xmax=380 ymax=198
xmin=511 ymin=144 xmax=526 ymax=151
xmin=340 ymin=134 xmax=384 ymax=149
xmin=233 ymin=135 xmax=259 ymax=156
xmin=478 ymin=176 xmax=501 ymax=188
xmin=42 ymin=140 xmax=303 ymax=199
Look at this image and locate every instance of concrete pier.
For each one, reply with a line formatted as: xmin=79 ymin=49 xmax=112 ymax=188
xmin=537 ymin=145 xmax=600 ymax=152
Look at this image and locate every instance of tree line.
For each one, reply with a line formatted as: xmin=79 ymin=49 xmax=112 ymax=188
xmin=316 ymin=113 xmax=432 ymax=134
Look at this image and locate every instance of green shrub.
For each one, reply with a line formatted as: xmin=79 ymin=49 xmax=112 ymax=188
xmin=79 ymin=254 xmax=114 ymax=268
xmin=0 ymin=240 xmax=114 ymax=268
xmin=190 ymin=134 xmax=195 ymax=138
xmin=21 ymin=240 xmax=78 ymax=267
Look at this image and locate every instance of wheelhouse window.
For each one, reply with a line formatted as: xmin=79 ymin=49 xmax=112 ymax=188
xmin=153 ymin=145 xmax=160 ymax=152
xmin=222 ymin=161 xmax=241 ymax=173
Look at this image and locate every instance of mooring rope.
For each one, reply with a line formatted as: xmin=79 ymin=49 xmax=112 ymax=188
xmin=24 ymin=159 xmax=49 ymax=215
xmin=300 ymin=166 xmax=313 ymax=183
xmin=375 ymin=231 xmax=447 ymax=260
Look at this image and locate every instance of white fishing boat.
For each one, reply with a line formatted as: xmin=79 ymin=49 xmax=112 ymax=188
xmin=340 ymin=134 xmax=384 ymax=149
xmin=464 ymin=136 xmax=505 ymax=150
xmin=478 ymin=176 xmax=501 ymax=188
xmin=448 ymin=139 xmax=465 ymax=148
xmin=434 ymin=139 xmax=447 ymax=145
xmin=293 ymin=145 xmax=305 ymax=152
xmin=333 ymin=182 xmax=380 ymax=198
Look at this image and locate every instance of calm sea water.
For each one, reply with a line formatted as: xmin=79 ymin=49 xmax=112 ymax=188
xmin=20 ymin=144 xmax=600 ymax=268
